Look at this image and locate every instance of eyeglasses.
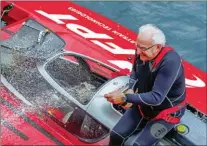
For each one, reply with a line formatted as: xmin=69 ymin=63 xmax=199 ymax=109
xmin=135 ymin=44 xmax=156 ymax=51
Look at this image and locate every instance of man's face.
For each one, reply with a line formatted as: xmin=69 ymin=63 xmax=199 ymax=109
xmin=135 ymin=33 xmax=161 ymax=61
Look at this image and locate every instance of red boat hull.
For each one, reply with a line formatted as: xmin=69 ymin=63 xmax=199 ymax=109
xmin=1 ymin=1 xmax=206 ymax=145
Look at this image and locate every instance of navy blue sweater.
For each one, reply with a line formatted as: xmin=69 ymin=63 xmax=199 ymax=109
xmin=125 ymin=48 xmax=186 ymax=117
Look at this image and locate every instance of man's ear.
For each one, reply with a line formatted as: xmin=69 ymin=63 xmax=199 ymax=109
xmin=157 ymin=44 xmax=162 ymax=49
xmin=154 ymin=44 xmax=162 ymax=54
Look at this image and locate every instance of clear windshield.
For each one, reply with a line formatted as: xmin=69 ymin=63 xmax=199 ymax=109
xmin=1 ymin=19 xmax=67 ymax=108
xmin=44 ymin=54 xmax=106 ymax=105
xmin=2 ymin=19 xmax=65 ymax=59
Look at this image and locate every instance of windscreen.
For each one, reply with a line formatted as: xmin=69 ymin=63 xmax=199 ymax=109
xmin=1 ymin=19 xmax=67 ymax=107
xmin=1 ymin=19 xmax=65 ymax=59
xmin=45 ymin=54 xmax=107 ymax=105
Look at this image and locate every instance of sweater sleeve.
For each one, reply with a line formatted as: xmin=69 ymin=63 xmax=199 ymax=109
xmin=125 ymin=56 xmax=182 ymax=106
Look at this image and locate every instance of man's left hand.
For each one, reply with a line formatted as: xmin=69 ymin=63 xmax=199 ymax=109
xmin=104 ymin=91 xmax=125 ymax=104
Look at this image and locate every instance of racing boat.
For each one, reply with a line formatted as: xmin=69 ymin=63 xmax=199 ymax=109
xmin=1 ymin=1 xmax=206 ymax=145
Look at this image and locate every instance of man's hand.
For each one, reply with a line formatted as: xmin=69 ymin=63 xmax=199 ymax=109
xmin=120 ymin=89 xmax=134 ymax=109
xmin=124 ymin=89 xmax=134 ymax=94
xmin=104 ymin=91 xmax=125 ymax=104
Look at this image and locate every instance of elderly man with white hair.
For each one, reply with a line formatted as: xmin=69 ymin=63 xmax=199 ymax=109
xmin=104 ymin=24 xmax=186 ymax=146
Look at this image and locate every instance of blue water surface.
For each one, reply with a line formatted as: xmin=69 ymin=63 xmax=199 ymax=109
xmin=74 ymin=1 xmax=206 ymax=72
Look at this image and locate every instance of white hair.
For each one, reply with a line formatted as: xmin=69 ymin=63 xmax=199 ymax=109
xmin=138 ymin=24 xmax=166 ymax=47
